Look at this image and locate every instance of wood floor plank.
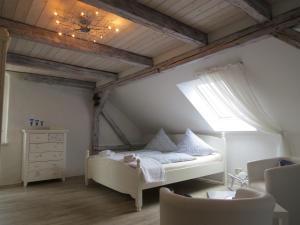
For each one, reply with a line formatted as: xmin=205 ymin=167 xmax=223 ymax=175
xmin=0 ymin=177 xmax=222 ymax=225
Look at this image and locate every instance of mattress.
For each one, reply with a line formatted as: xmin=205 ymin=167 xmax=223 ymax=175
xmin=163 ymin=153 xmax=222 ymax=171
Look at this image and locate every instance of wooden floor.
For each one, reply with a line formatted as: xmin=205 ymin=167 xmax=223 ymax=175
xmin=0 ymin=177 xmax=224 ymax=225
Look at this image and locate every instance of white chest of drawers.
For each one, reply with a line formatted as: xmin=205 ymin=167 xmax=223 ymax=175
xmin=22 ymin=129 xmax=68 ymax=187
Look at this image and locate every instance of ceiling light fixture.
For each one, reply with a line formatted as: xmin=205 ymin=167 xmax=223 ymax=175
xmin=53 ymin=10 xmax=120 ymax=43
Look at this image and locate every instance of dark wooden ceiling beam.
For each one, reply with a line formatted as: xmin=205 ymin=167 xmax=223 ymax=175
xmin=273 ymin=28 xmax=300 ymax=49
xmin=12 ymin=71 xmax=96 ymax=89
xmin=97 ymin=7 xmax=300 ymax=91
xmin=6 ymin=53 xmax=118 ymax=82
xmin=81 ymin=0 xmax=208 ymax=45
xmin=0 ymin=17 xmax=153 ymax=67
xmin=225 ymin=0 xmax=272 ymax=22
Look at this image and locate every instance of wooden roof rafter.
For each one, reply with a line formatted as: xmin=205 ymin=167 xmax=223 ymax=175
xmin=12 ymin=71 xmax=96 ymax=90
xmin=80 ymin=0 xmax=208 ymax=45
xmin=0 ymin=17 xmax=153 ymax=67
xmin=96 ymin=7 xmax=300 ymax=92
xmin=225 ymin=0 xmax=272 ymax=22
xmin=6 ymin=53 xmax=118 ymax=82
xmin=273 ymin=28 xmax=300 ymax=49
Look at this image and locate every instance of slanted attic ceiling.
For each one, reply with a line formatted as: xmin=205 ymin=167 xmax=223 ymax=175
xmin=1 ymin=0 xmax=257 ymax=74
xmin=1 ymin=0 xmax=300 ymax=91
xmin=110 ymin=37 xmax=300 ymax=137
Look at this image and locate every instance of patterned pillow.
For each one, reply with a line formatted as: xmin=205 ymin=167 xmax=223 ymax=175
xmin=177 ymin=129 xmax=215 ymax=156
xmin=145 ymin=128 xmax=177 ymax=152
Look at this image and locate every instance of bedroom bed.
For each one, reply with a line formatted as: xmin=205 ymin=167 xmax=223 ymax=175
xmin=85 ymin=133 xmax=226 ymax=211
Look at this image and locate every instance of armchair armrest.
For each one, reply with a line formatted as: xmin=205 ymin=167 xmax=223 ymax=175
xmin=247 ymin=157 xmax=283 ymax=183
xmin=265 ymin=163 xmax=300 ymax=192
xmin=264 ymin=163 xmax=300 ymax=219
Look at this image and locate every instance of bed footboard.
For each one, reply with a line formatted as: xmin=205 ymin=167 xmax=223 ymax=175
xmin=85 ymin=150 xmax=143 ymax=211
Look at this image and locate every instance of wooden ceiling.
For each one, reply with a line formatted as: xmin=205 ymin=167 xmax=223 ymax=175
xmin=0 ymin=0 xmax=299 ymax=86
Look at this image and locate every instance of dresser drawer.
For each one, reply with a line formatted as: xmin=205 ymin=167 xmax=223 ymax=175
xmin=30 ymin=143 xmax=65 ymax=153
xmin=28 ymin=161 xmax=64 ymax=171
xmin=27 ymin=169 xmax=62 ymax=181
xmin=29 ymin=152 xmax=64 ymax=162
xmin=48 ymin=133 xmax=64 ymax=142
xmin=29 ymin=134 xmax=48 ymax=143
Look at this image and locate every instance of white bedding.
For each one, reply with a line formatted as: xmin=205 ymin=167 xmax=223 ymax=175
xmin=93 ymin=150 xmax=222 ymax=184
xmin=163 ymin=153 xmax=222 ymax=171
xmin=137 ymin=157 xmax=165 ymax=183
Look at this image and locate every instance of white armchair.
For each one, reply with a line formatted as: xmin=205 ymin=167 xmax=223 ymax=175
xmin=247 ymin=157 xmax=286 ymax=191
xmin=247 ymin=157 xmax=300 ymax=225
xmin=160 ymin=187 xmax=275 ymax=225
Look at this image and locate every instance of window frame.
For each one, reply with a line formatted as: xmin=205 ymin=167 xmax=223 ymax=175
xmin=177 ymin=79 xmax=256 ymax=132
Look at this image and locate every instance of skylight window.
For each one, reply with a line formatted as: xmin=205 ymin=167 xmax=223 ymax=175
xmin=178 ymin=79 xmax=256 ymax=132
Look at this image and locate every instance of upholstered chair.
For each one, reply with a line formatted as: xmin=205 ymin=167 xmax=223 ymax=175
xmin=247 ymin=157 xmax=300 ymax=225
xmin=160 ymin=187 xmax=275 ymax=225
xmin=247 ymin=157 xmax=285 ymax=191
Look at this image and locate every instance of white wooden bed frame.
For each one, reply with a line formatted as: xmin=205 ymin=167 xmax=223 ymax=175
xmin=85 ymin=134 xmax=227 ymax=211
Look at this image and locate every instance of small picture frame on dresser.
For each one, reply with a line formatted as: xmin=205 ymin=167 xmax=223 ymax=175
xmin=22 ymin=129 xmax=68 ymax=187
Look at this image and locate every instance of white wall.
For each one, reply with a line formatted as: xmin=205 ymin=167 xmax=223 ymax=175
xmin=0 ymin=72 xmax=93 ymax=185
xmin=110 ymin=36 xmax=300 ymax=172
xmin=98 ymin=101 xmax=144 ymax=146
xmin=0 ymin=72 xmax=144 ymax=185
xmin=226 ymin=132 xmax=281 ymax=173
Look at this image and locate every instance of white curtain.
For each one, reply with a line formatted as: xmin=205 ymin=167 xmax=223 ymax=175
xmin=196 ymin=62 xmax=290 ymax=156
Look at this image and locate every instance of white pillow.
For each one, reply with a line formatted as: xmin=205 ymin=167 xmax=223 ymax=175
xmin=145 ymin=128 xmax=177 ymax=152
xmin=177 ymin=129 xmax=215 ymax=156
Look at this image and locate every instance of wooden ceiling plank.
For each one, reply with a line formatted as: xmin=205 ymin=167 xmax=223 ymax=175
xmin=0 ymin=17 xmax=153 ymax=67
xmin=81 ymin=0 xmax=208 ymax=45
xmin=273 ymin=28 xmax=300 ymax=49
xmin=2 ymin=0 xmax=19 ymax=19
xmin=225 ymin=0 xmax=271 ymax=22
xmin=14 ymin=0 xmax=34 ymax=22
xmin=96 ymin=6 xmax=300 ymax=91
xmin=6 ymin=53 xmax=118 ymax=82
xmin=25 ymin=0 xmax=48 ymax=25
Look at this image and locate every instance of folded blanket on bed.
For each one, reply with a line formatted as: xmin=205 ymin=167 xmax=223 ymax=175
xmin=128 ymin=157 xmax=165 ymax=183
xmin=140 ymin=157 xmax=165 ymax=183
